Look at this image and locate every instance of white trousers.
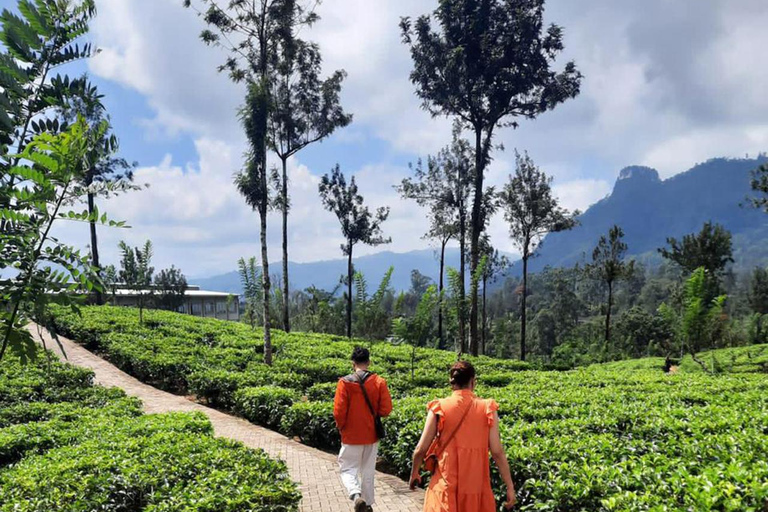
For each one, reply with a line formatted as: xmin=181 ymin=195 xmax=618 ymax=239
xmin=338 ymin=442 xmax=378 ymax=505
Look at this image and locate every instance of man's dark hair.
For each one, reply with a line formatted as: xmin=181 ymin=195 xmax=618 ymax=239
xmin=351 ymin=346 xmax=370 ymax=364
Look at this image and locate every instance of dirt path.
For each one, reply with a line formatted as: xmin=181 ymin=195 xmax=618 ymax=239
xmin=31 ymin=326 xmax=423 ymax=512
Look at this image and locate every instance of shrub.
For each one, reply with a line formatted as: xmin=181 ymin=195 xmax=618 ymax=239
xmin=0 ymin=347 xmax=301 ymax=512
xmin=280 ymin=401 xmax=339 ymax=450
xmin=306 ymin=382 xmax=338 ymax=402
xmin=234 ymin=386 xmax=300 ymax=429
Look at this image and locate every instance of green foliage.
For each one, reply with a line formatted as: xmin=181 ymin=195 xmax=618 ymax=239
xmin=153 ymin=265 xmax=188 ymax=311
xmin=588 ymin=225 xmax=636 ymax=342
xmin=1 ymin=118 xmax=126 ymax=363
xmin=0 ymin=346 xmax=300 ymax=511
xmin=234 ymin=386 xmax=299 ymax=429
xmin=117 ymin=239 xmax=154 ymax=323
xmin=49 ymin=306 xmax=768 ymax=510
xmin=748 ymin=163 xmax=768 ymax=213
xmin=354 ymin=267 xmax=394 ymax=340
xmin=614 ymin=306 xmax=672 ymax=359
xmin=681 ymin=268 xmax=728 ymax=358
xmin=280 ymin=401 xmax=339 ymax=450
xmin=319 ymin=164 xmax=391 ymax=337
xmin=0 ymin=0 xmax=96 ymax=156
xmin=392 ymin=285 xmax=439 ymax=378
xmin=238 ymin=256 xmax=263 ymax=328
xmin=659 ymin=221 xmax=734 ymax=277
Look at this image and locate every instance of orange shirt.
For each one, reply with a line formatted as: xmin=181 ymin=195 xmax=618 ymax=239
xmin=424 ymin=390 xmax=499 ymax=512
xmin=333 ymin=371 xmax=393 ymax=445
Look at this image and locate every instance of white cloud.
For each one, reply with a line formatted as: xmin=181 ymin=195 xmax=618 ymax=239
xmin=75 ymin=0 xmax=768 ymax=275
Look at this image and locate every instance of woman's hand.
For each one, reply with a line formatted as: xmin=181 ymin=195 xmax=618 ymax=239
xmin=503 ymin=487 xmax=517 ymax=509
xmin=409 ymin=470 xmax=422 ymax=490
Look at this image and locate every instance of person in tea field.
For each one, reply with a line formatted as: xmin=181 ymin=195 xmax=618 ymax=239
xmin=409 ymin=361 xmax=517 ymax=511
xmin=333 ymin=347 xmax=393 ymax=512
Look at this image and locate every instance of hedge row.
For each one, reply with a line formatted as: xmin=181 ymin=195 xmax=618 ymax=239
xmin=49 ymin=306 xmax=768 ymax=511
xmin=0 ymin=348 xmax=300 ymax=511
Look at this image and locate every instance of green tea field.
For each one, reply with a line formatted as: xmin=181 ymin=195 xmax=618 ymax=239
xmin=46 ymin=306 xmax=768 ymax=511
xmin=0 ymin=342 xmax=300 ymax=511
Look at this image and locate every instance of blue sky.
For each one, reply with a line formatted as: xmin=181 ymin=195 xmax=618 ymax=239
xmin=26 ymin=0 xmax=768 ymax=278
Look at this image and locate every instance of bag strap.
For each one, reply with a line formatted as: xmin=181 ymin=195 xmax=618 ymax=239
xmin=433 ymin=398 xmax=474 ymax=457
xmin=356 ymin=371 xmax=378 ymax=419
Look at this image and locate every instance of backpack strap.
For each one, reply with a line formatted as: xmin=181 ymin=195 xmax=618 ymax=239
xmin=434 ymin=398 xmax=474 ymax=456
xmin=356 ymin=371 xmax=378 ymax=419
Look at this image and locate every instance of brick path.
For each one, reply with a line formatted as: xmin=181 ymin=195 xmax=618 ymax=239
xmin=31 ymin=326 xmax=424 ymax=512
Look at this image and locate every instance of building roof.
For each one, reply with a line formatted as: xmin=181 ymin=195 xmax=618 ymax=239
xmin=113 ymin=287 xmax=236 ymax=299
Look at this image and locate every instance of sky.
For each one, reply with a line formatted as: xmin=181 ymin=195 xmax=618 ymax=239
xmin=25 ymin=0 xmax=768 ymax=278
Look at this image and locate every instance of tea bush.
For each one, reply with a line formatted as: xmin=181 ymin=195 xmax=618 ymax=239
xmin=234 ymin=386 xmax=299 ymax=429
xmin=50 ymin=306 xmax=768 ymax=511
xmin=0 ymin=348 xmax=301 ymax=511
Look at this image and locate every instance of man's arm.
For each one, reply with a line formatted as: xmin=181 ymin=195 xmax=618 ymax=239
xmin=378 ymin=379 xmax=393 ymax=417
xmin=333 ymin=380 xmax=348 ymax=430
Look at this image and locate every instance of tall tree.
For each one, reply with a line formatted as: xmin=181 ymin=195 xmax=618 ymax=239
xmin=187 ymin=0 xmax=317 ymax=365
xmin=118 ymin=240 xmax=154 ymax=324
xmin=397 ymin=122 xmax=472 ymax=352
xmin=401 ymin=0 xmax=582 ymax=354
xmin=588 ymin=225 xmax=634 ymax=342
xmin=269 ymin=34 xmax=352 ymax=333
xmin=499 ymin=151 xmax=577 ymax=360
xmin=0 ymin=0 xmax=97 ymax=232
xmin=59 ymin=81 xmax=137 ymax=304
xmin=318 ymin=164 xmax=390 ymax=338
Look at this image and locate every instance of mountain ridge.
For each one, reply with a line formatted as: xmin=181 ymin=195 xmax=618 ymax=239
xmin=195 ymin=156 xmax=768 ymax=295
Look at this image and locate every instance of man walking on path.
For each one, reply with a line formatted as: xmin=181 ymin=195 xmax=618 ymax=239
xmin=334 ymin=347 xmax=393 ymax=512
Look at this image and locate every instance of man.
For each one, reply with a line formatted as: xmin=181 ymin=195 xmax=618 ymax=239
xmin=333 ymin=347 xmax=393 ymax=512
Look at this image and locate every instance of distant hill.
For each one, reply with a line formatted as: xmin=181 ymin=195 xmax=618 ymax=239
xmin=192 ymin=248 xmax=465 ymax=295
xmin=195 ymin=156 xmax=768 ymax=295
xmin=516 ymin=156 xmax=768 ymax=274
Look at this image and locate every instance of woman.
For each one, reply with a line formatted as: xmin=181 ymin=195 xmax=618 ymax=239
xmin=409 ymin=361 xmax=516 ymax=511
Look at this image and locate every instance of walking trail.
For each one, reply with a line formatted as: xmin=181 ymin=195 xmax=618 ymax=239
xmin=31 ymin=326 xmax=424 ymax=512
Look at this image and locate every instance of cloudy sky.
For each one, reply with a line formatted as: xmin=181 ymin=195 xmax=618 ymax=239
xmin=41 ymin=0 xmax=768 ymax=278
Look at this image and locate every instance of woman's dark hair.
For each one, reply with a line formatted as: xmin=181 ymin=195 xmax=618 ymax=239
xmin=449 ymin=361 xmax=476 ymax=388
xmin=351 ymin=346 xmax=370 ymax=364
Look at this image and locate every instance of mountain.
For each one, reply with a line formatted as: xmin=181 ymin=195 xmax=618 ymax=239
xmin=192 ymin=248 xmax=465 ymax=295
xmin=194 ymin=156 xmax=768 ymax=295
xmin=520 ymin=156 xmax=768 ymax=273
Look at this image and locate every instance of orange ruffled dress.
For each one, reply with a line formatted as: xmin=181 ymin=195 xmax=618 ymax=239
xmin=423 ymin=389 xmax=499 ymax=512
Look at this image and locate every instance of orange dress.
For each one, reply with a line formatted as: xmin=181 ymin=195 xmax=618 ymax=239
xmin=423 ymin=390 xmax=499 ymax=512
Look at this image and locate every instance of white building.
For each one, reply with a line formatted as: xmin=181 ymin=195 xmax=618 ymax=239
xmin=111 ymin=285 xmax=239 ymax=321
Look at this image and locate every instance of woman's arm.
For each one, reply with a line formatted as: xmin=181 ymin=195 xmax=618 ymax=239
xmin=489 ymin=412 xmax=516 ymax=509
xmin=409 ymin=410 xmax=438 ymax=489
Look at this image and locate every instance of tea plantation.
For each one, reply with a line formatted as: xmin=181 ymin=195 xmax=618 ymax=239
xmin=0 ymin=344 xmax=300 ymax=511
xmin=50 ymin=306 xmax=768 ymax=511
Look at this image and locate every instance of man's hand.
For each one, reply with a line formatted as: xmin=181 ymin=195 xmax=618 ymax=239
xmin=503 ymin=487 xmax=517 ymax=509
xmin=409 ymin=473 xmax=421 ymax=491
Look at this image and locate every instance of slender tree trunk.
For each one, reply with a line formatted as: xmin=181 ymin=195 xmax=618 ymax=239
xmin=260 ymin=203 xmax=272 ymax=364
xmin=605 ymin=280 xmax=613 ymax=342
xmin=469 ymin=127 xmax=484 ymax=357
xmin=521 ymin=255 xmax=528 ymax=361
xmin=438 ymin=238 xmax=446 ymax=350
xmin=87 ymin=191 xmax=104 ymax=305
xmin=347 ymin=244 xmax=353 ymax=339
xmin=281 ymin=157 xmax=290 ymax=332
xmin=482 ymin=274 xmax=487 ymax=355
xmin=458 ymin=213 xmax=467 ymax=356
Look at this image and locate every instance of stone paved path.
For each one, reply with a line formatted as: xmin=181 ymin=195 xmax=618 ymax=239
xmin=31 ymin=326 xmax=423 ymax=512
